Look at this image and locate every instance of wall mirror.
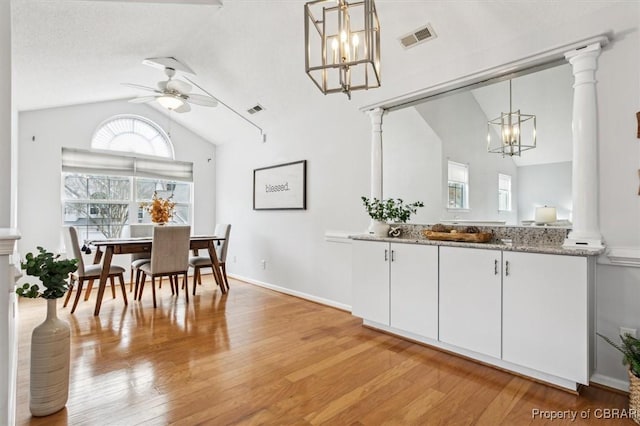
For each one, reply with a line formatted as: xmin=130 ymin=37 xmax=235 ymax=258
xmin=382 ymin=63 xmax=573 ymax=226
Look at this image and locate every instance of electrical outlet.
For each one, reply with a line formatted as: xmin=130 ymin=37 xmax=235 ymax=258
xmin=261 ymin=259 xmax=266 ymax=270
xmin=620 ymin=327 xmax=637 ymax=338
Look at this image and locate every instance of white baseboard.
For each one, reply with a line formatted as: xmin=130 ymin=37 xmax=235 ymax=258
xmin=590 ymin=373 xmax=629 ymax=392
xmin=228 ymin=273 xmax=352 ymax=312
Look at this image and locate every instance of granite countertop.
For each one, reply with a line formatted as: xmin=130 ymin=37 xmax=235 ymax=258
xmin=350 ymin=234 xmax=604 ymax=257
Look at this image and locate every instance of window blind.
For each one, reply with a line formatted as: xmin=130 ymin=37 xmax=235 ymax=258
xmin=61 ymin=148 xmax=193 ymax=182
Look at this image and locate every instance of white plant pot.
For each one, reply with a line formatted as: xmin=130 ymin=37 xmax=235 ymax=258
xmin=368 ymin=220 xmax=390 ymax=237
xmin=30 ymin=298 xmax=70 ymax=417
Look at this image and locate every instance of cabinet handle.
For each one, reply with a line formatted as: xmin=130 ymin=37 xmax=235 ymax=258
xmin=391 ymin=250 xmax=395 ymax=262
xmin=384 ymin=249 xmax=388 ymax=262
xmin=494 ymin=259 xmax=498 ymax=275
xmin=505 ymin=260 xmax=510 ymax=276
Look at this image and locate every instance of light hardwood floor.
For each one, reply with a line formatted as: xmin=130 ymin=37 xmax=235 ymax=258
xmin=16 ymin=276 xmax=631 ymax=425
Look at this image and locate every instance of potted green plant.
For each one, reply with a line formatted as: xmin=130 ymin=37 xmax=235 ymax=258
xmin=361 ymin=197 xmax=424 ymax=237
xmin=17 ymin=247 xmax=78 ymax=417
xmin=597 ymin=332 xmax=640 ymax=424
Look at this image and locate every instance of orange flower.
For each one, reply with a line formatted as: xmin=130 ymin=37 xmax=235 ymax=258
xmin=143 ymin=191 xmax=176 ymax=224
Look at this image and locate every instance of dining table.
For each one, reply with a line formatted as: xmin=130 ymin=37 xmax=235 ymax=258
xmin=89 ymin=235 xmax=226 ymax=316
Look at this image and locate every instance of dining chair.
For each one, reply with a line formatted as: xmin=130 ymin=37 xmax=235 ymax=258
xmin=137 ymin=225 xmax=191 ymax=308
xmin=129 ymin=224 xmax=154 ymax=292
xmin=63 ymin=226 xmax=128 ymax=314
xmin=189 ymin=223 xmax=231 ymax=294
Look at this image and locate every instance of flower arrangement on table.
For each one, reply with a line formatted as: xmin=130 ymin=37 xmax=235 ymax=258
xmin=142 ymin=191 xmax=176 ymax=224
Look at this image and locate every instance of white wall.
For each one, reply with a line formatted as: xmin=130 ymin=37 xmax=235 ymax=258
xmin=517 ymin=161 xmax=572 ymax=223
xmin=382 ymin=107 xmax=442 ymax=224
xmin=216 ymin=2 xmax=639 ymax=389
xmin=415 ymin=91 xmax=519 ymax=225
xmin=216 ymin=96 xmax=370 ymax=307
xmin=0 ymin=0 xmax=10 ymax=228
xmin=17 ymin=100 xmax=216 ymax=258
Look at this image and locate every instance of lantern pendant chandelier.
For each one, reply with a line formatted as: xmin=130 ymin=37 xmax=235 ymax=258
xmin=304 ymin=0 xmax=381 ymax=100
xmin=487 ymin=80 xmax=536 ymax=157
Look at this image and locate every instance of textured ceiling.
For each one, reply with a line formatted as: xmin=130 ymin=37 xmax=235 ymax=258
xmin=10 ymin=0 xmax=621 ymax=145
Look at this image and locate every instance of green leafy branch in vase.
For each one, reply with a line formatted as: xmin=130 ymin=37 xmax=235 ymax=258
xmin=597 ymin=332 xmax=640 ymax=378
xmin=361 ymin=197 xmax=424 ymax=223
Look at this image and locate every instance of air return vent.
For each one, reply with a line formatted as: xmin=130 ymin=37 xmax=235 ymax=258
xmin=399 ymin=24 xmax=437 ymax=49
xmin=247 ymin=104 xmax=264 ymax=114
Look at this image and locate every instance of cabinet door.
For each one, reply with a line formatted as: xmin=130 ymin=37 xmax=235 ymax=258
xmin=390 ymin=244 xmax=438 ymax=340
xmin=440 ymin=246 xmax=502 ymax=358
xmin=502 ymin=252 xmax=588 ymax=384
xmin=352 ymin=240 xmax=390 ymax=325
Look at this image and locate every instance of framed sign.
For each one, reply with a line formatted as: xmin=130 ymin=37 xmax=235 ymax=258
xmin=253 ymin=160 xmax=307 ymax=210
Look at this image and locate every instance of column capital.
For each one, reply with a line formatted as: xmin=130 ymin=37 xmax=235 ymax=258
xmin=565 ymin=42 xmax=602 ymax=65
xmin=367 ymin=107 xmax=385 ymax=127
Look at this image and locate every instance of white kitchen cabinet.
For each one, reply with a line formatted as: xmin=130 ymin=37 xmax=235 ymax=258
xmin=390 ymin=244 xmax=438 ymax=340
xmin=502 ymin=251 xmax=589 ymax=384
xmin=352 ymin=240 xmax=390 ymax=325
xmin=352 ymin=241 xmax=438 ymax=339
xmin=439 ymin=246 xmax=502 ymax=358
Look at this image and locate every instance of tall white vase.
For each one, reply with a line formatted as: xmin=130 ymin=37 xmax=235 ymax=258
xmin=30 ymin=298 xmax=70 ymax=417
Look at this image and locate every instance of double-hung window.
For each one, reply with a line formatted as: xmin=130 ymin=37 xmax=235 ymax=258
xmin=498 ymin=173 xmax=512 ymax=212
xmin=447 ymin=160 xmax=469 ymax=209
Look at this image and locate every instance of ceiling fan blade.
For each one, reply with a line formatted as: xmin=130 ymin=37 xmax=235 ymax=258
xmin=187 ymin=94 xmax=218 ymax=107
xmin=122 ymin=83 xmax=161 ymax=93
xmin=174 ymin=102 xmax=192 ymax=113
xmin=167 ymin=79 xmax=192 ymax=94
xmin=129 ymin=95 xmax=158 ymax=104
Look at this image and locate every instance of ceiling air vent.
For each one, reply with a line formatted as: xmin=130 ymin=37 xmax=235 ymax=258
xmin=247 ymin=104 xmax=264 ymax=115
xmin=399 ymin=24 xmax=437 ymax=49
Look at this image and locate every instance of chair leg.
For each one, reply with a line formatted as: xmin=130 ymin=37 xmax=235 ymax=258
xmin=192 ymin=269 xmax=198 ymax=296
xmin=110 ymin=275 xmax=116 ymax=299
xmin=169 ymin=275 xmax=175 ymax=295
xmin=137 ymin=273 xmax=146 ymax=301
xmin=118 ymin=274 xmax=128 ymax=306
xmin=71 ymin=278 xmax=85 ymax=314
xmin=151 ymin=276 xmax=157 ymax=308
xmin=84 ymin=279 xmax=95 ymax=301
xmin=183 ymin=272 xmax=189 ymax=303
xmin=135 ymin=269 xmax=142 ymax=295
xmin=198 ymin=269 xmax=203 ymax=285
xmin=63 ymin=276 xmax=76 ymax=308
xmin=221 ymin=263 xmax=229 ymax=291
xmin=129 ymin=268 xmax=134 ymax=292
xmin=192 ymin=267 xmax=199 ymax=291
xmin=158 ymin=276 xmax=163 ymax=289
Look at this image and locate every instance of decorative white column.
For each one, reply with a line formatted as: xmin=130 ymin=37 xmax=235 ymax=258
xmin=368 ymin=107 xmax=384 ymax=201
xmin=563 ymin=43 xmax=604 ymax=250
xmin=0 ymin=229 xmax=20 ymax=426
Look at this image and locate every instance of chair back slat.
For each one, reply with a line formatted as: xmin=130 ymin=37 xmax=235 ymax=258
xmin=150 ymin=225 xmax=191 ymax=275
xmin=214 ymin=224 xmax=231 ymax=263
xmin=130 ymin=224 xmax=154 ymax=261
xmin=66 ymin=226 xmax=86 ymax=275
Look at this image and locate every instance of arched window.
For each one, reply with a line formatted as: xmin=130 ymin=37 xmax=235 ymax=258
xmin=62 ymin=115 xmax=192 ymax=240
xmin=91 ymin=115 xmax=174 ymax=159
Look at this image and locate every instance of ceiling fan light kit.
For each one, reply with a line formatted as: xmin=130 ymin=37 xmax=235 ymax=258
xmin=157 ymin=95 xmax=185 ymax=110
xmin=304 ymin=0 xmax=381 ymax=100
xmin=124 ymin=57 xmax=218 ymax=113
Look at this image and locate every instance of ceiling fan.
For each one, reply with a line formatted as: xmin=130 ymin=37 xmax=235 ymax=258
xmin=123 ymin=66 xmax=218 ymax=113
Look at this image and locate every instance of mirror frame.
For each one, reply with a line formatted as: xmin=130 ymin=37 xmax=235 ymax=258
xmin=361 ymin=35 xmax=609 ymax=249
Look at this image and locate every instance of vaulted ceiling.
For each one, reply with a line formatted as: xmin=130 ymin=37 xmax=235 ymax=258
xmin=10 ymin=0 xmax=621 ymax=145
